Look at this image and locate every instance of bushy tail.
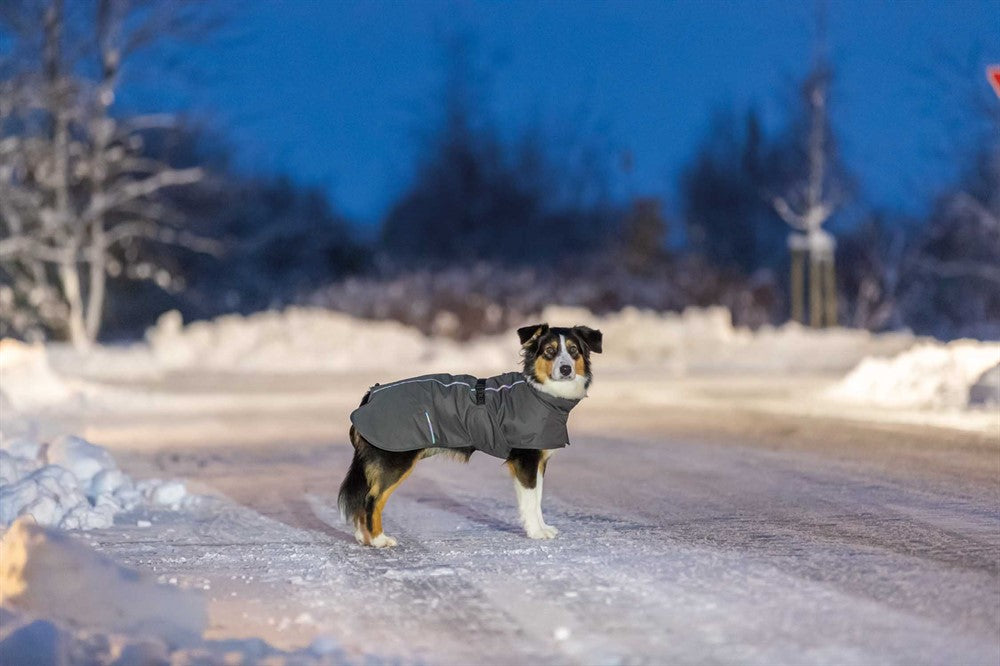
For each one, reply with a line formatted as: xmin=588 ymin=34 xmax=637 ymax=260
xmin=338 ymin=426 xmax=370 ymax=524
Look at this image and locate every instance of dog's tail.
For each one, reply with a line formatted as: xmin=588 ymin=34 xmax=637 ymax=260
xmin=339 ymin=391 xmax=374 ymax=523
xmin=338 ymin=425 xmax=370 ymax=524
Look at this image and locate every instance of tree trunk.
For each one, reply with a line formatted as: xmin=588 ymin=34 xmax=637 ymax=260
xmin=809 ymin=253 xmax=822 ymax=328
xmin=46 ymin=0 xmax=85 ymax=347
xmin=790 ymin=249 xmax=804 ymax=324
xmin=824 ymin=255 xmax=837 ymax=327
xmin=84 ymin=0 xmax=117 ymax=345
xmin=84 ymin=227 xmax=106 ymax=343
xmin=58 ymin=261 xmax=88 ymax=349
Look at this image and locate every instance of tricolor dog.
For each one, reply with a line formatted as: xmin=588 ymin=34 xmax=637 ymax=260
xmin=338 ymin=323 xmax=602 ymax=547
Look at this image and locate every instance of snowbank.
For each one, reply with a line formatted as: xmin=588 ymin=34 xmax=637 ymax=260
xmin=536 ymin=305 xmax=917 ymax=374
xmin=146 ymin=307 xmax=481 ymax=372
xmin=142 ymin=305 xmax=917 ymax=377
xmin=826 ymin=340 xmax=1000 ymax=409
xmin=0 ymin=339 xmax=81 ymax=411
xmin=0 ymin=518 xmax=360 ymax=665
xmin=0 ymin=517 xmax=205 ymax=643
xmin=142 ymin=305 xmax=750 ymax=374
xmin=0 ymin=434 xmax=189 ymax=530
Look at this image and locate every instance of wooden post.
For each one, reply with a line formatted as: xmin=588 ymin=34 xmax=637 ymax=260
xmin=791 ymin=249 xmax=804 ymax=324
xmin=824 ymin=256 xmax=837 ymax=327
xmin=809 ymin=253 xmax=822 ymax=328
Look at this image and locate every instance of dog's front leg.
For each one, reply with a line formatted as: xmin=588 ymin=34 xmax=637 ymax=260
xmin=513 ymin=477 xmax=549 ymax=539
xmin=508 ymin=449 xmax=555 ymax=540
xmin=535 ymin=451 xmax=557 ymax=537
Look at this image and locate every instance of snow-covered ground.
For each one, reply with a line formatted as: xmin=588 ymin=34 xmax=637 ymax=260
xmin=1 ymin=307 xmax=997 ymax=664
xmin=5 ymin=305 xmax=995 ymax=433
xmin=0 ymin=517 xmax=357 ymax=664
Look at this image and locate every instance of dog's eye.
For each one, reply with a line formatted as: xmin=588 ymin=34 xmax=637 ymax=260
xmin=543 ymin=348 xmax=556 ymax=359
xmin=567 ymin=345 xmax=578 ymax=357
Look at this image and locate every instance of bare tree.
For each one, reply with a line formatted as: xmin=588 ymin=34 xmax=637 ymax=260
xmin=768 ymin=2 xmax=844 ymax=327
xmin=0 ymin=0 xmax=213 ymax=348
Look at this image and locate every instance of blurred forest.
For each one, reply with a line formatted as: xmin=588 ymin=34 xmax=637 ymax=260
xmin=1 ymin=1 xmax=998 ymax=346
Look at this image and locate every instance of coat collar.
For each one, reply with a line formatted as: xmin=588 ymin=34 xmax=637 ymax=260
xmin=521 ymin=376 xmax=582 ymax=413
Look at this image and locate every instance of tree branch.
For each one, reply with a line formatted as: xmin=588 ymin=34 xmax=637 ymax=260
xmin=101 ymin=220 xmax=223 ymax=256
xmin=771 ymin=196 xmax=807 ymax=230
xmin=84 ymin=166 xmax=203 ymax=221
xmin=0 ymin=234 xmax=71 ymax=263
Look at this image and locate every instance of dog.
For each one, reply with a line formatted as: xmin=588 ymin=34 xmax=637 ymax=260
xmin=338 ymin=323 xmax=602 ymax=547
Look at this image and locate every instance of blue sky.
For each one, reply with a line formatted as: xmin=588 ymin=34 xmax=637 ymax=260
xmin=124 ymin=0 xmax=998 ymax=225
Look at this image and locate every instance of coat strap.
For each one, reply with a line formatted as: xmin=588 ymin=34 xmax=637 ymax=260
xmin=475 ymin=378 xmax=486 ymax=405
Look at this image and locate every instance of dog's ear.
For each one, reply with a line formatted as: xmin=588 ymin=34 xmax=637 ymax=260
xmin=573 ymin=325 xmax=603 ymax=354
xmin=517 ymin=323 xmax=549 ymax=346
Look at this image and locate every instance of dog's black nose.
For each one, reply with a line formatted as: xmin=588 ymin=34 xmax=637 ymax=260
xmin=559 ymin=364 xmax=572 ymax=377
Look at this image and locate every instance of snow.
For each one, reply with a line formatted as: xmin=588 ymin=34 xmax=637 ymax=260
xmin=0 ymin=432 xmax=188 ymax=531
xmin=145 ymin=307 xmax=448 ymax=373
xmin=133 ymin=304 xmax=917 ymax=378
xmin=3 ymin=303 xmax=992 ymax=442
xmin=0 ymin=517 xmax=360 ymax=665
xmin=1 ymin=306 xmax=998 ymax=663
xmin=150 ymin=480 xmax=186 ymax=506
xmin=0 ymin=517 xmax=205 ymax=644
xmin=0 ymin=339 xmax=81 ymax=411
xmin=827 ymin=340 xmax=1000 ymax=409
xmin=47 ymin=435 xmax=116 ymax=485
xmin=539 ymin=304 xmax=915 ymax=374
xmin=968 ymin=363 xmax=999 ymax=406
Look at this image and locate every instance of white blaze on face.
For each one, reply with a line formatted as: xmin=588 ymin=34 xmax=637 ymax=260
xmin=550 ymin=334 xmax=576 ymax=381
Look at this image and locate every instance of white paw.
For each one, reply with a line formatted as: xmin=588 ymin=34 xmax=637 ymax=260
xmin=540 ymin=524 xmax=559 ymax=538
xmin=370 ymin=533 xmax=398 ymax=548
xmin=354 ymin=528 xmax=366 ymax=544
xmin=525 ymin=526 xmax=555 ymax=540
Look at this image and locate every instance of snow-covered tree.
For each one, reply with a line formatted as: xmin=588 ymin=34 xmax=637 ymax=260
xmin=0 ymin=0 xmax=213 ymax=347
xmin=899 ymin=140 xmax=1000 ymax=338
xmin=769 ymin=24 xmax=845 ymax=327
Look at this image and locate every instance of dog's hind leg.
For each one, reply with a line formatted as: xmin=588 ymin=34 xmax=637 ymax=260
xmin=365 ymin=452 xmax=418 ymax=548
xmin=339 ymin=428 xmax=419 ymax=547
xmin=338 ymin=430 xmax=374 ymax=544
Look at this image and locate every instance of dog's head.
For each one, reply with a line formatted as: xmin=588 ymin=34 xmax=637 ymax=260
xmin=517 ymin=323 xmax=602 ymax=400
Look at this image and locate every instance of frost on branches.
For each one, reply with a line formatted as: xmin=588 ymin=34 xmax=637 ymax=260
xmin=0 ymin=0 xmax=215 ymax=348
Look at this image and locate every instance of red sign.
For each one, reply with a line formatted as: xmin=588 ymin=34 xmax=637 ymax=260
xmin=989 ymin=66 xmax=1000 ymax=98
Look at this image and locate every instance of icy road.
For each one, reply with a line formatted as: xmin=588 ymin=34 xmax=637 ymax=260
xmin=67 ymin=371 xmax=999 ymax=666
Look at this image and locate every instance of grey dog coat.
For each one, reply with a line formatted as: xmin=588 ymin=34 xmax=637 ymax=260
xmin=350 ymin=372 xmax=580 ymax=459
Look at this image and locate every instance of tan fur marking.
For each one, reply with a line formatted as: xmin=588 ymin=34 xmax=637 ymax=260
xmin=534 ymin=356 xmax=553 ymax=383
xmin=521 ymin=326 xmax=546 ymax=348
xmin=539 ymin=449 xmax=553 ymax=476
xmin=370 ymin=461 xmax=416 ymax=538
xmin=420 ymin=447 xmax=470 ymax=462
xmin=574 ymin=355 xmax=585 ymax=376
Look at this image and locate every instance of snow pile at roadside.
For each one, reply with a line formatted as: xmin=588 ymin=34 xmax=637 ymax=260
xmin=142 ymin=305 xmax=918 ymax=377
xmin=0 ymin=517 xmax=205 ymax=644
xmin=0 ymin=616 xmax=358 ymax=666
xmin=826 ymin=340 xmax=1000 ymax=409
xmin=145 ymin=305 xmax=745 ymax=374
xmin=145 ymin=307 xmax=511 ymax=373
xmin=0 ymin=434 xmax=189 ymax=530
xmin=538 ymin=304 xmax=916 ymax=374
xmin=539 ymin=305 xmax=740 ymax=372
xmin=0 ymin=339 xmax=82 ymax=411
xmin=0 ymin=517 xmax=362 ymax=665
